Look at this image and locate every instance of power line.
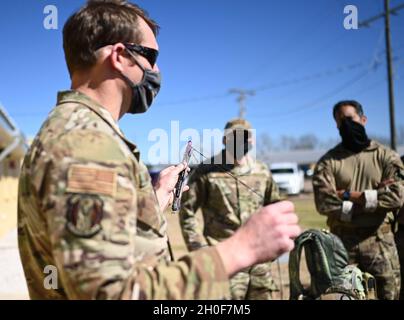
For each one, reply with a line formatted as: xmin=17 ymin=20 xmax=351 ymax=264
xmin=251 ymin=69 xmax=371 ymax=121
xmin=10 ymin=52 xmax=402 ymax=119
xmin=150 ymin=9 xmax=401 ymax=109
xmin=260 ymin=43 xmax=404 ymax=104
xmin=359 ymin=0 xmax=404 ymax=150
xmin=249 ymin=37 xmax=391 ymax=123
xmin=240 ymin=18 xmax=396 ymax=122
xmin=249 ymin=55 xmax=404 ymax=125
xmin=9 ymin=55 xmax=394 ymax=119
xmin=359 ymin=2 xmax=404 ymax=28
xmin=250 ymin=68 xmax=404 ymax=130
xmin=253 ymin=61 xmax=368 ymax=92
xmin=150 ymin=57 xmax=388 ymax=108
xmin=241 ymin=4 xmax=338 ymax=87
xmin=245 ymin=50 xmax=403 ymax=105
xmin=155 ymin=92 xmax=230 ymax=107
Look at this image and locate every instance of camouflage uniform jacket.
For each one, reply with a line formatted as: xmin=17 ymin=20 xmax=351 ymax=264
xmin=398 ymin=183 xmax=404 ymax=225
xmin=18 ymin=90 xmax=230 ymax=300
xmin=180 ymin=151 xmax=281 ymax=251
xmin=313 ymin=140 xmax=404 ymax=229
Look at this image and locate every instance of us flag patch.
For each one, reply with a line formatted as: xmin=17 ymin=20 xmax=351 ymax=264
xmin=66 ymin=164 xmax=117 ymax=197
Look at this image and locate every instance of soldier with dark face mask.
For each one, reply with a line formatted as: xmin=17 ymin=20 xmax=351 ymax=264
xmin=313 ymin=100 xmax=404 ymax=300
xmin=179 ymin=119 xmax=282 ymax=300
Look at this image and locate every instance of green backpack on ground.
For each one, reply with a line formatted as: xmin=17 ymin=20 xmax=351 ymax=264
xmin=289 ymin=229 xmax=377 ymax=300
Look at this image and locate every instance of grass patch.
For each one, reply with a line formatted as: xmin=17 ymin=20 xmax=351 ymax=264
xmin=292 ymin=196 xmax=327 ymax=230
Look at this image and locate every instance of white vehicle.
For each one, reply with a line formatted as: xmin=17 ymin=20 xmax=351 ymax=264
xmin=270 ymin=162 xmax=305 ymax=195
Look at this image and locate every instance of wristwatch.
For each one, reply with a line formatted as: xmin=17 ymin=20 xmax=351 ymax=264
xmin=342 ymin=190 xmax=351 ymax=201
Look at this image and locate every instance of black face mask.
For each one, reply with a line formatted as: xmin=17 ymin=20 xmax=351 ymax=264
xmin=121 ymin=68 xmax=161 ymax=114
xmin=339 ymin=118 xmax=370 ymax=153
xmin=121 ymin=49 xmax=161 ymax=114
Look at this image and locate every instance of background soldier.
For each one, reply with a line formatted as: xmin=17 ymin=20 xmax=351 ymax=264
xmin=395 ymin=155 xmax=404 ymax=300
xmin=313 ymin=100 xmax=404 ymax=300
xmin=180 ymin=119 xmax=281 ymax=300
xmin=17 ymin=0 xmax=301 ymax=300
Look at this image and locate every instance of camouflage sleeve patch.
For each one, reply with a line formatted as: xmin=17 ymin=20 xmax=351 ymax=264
xmin=66 ymin=164 xmax=117 ymax=197
xmin=66 ymin=194 xmax=104 ymax=238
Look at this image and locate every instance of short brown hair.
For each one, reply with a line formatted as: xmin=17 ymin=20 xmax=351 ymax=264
xmin=332 ymin=100 xmax=364 ymax=119
xmin=63 ymin=0 xmax=159 ymax=76
xmin=224 ymin=118 xmax=252 ymax=131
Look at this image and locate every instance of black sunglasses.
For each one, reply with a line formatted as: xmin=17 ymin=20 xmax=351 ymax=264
xmin=124 ymin=43 xmax=159 ymax=68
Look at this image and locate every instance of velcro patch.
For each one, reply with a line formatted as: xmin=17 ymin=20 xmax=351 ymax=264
xmin=67 ymin=164 xmax=117 ymax=197
xmin=66 ymin=194 xmax=104 ymax=238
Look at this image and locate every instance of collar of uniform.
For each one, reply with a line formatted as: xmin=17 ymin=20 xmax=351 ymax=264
xmin=212 ymin=150 xmax=254 ymax=175
xmin=366 ymin=140 xmax=380 ymax=151
xmin=336 ymin=139 xmax=379 ymax=154
xmin=56 ymin=90 xmax=138 ymax=154
xmin=233 ymin=155 xmax=255 ymax=175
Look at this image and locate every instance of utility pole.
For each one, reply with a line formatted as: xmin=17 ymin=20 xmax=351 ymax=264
xmin=384 ymin=0 xmax=397 ymax=150
xmin=229 ymin=89 xmax=255 ymax=119
xmin=359 ymin=1 xmax=404 ymax=150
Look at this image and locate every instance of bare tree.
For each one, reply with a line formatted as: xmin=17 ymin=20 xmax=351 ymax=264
xmin=279 ymin=135 xmax=297 ymax=151
xmin=255 ymin=127 xmax=404 ymax=154
xmin=257 ymin=133 xmax=273 ymax=162
xmin=397 ymin=124 xmax=404 ymax=145
xmin=293 ymin=134 xmax=319 ymax=150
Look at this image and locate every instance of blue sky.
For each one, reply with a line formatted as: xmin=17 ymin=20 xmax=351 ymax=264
xmin=1 ymin=0 xmax=403 ymax=164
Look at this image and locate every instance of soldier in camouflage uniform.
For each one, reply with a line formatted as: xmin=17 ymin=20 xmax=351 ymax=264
xmin=313 ymin=100 xmax=404 ymax=300
xmin=179 ymin=119 xmax=281 ymax=300
xmin=18 ymin=0 xmax=301 ymax=300
xmin=18 ymin=90 xmax=231 ymax=299
xmin=395 ymin=155 xmax=404 ymax=300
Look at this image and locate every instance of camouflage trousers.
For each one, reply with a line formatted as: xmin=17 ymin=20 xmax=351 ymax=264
xmin=332 ymin=223 xmax=401 ymax=300
xmin=395 ymin=224 xmax=404 ymax=300
xmin=229 ymin=262 xmax=278 ymax=300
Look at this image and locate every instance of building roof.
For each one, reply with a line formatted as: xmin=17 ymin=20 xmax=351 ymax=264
xmin=266 ymin=145 xmax=404 ymax=166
